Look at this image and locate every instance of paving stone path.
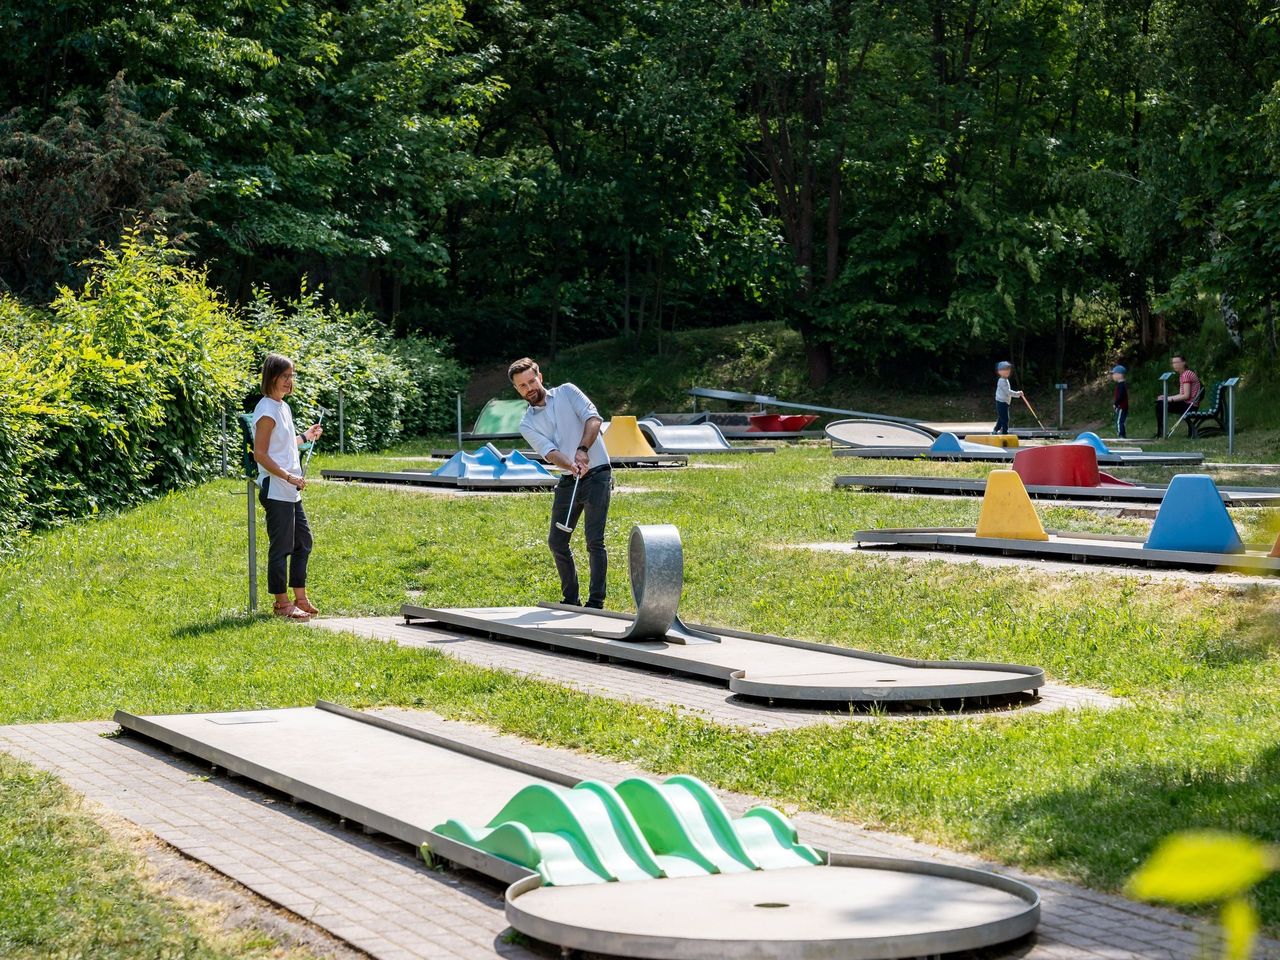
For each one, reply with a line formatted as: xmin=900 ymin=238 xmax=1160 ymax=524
xmin=314 ymin=616 xmax=1121 ymax=731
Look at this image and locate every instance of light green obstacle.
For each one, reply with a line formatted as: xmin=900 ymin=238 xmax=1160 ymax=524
xmin=467 ymin=398 xmax=528 ymax=438
xmin=431 ymin=774 xmax=822 ymax=886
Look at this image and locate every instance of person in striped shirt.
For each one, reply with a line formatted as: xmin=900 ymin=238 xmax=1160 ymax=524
xmin=1153 ymin=355 xmax=1201 ymax=437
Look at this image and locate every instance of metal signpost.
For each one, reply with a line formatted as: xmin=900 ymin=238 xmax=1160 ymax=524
xmin=1054 ymin=383 xmax=1067 ymax=429
xmin=1158 ymin=371 xmax=1174 ymax=437
xmin=456 ymin=393 xmax=463 ymax=449
xmin=337 ymin=387 xmax=345 ymax=454
xmin=1224 ymin=376 xmax=1241 ymax=454
xmin=247 ymin=476 xmax=257 ymax=613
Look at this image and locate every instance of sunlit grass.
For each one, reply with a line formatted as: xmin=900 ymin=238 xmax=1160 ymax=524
xmin=1 ymin=442 xmax=1278 ymax=936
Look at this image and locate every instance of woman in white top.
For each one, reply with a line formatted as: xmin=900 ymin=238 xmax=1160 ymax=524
xmin=252 ymin=353 xmax=324 ymax=621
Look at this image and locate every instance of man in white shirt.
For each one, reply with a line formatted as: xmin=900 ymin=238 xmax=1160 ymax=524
xmin=510 ymin=357 xmax=612 ymax=608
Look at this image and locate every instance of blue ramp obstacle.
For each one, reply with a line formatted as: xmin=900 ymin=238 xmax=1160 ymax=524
xmin=928 ymin=432 xmax=992 ymax=454
xmin=1071 ymin=432 xmax=1112 ymax=456
xmin=1144 ymin=474 xmax=1245 ymax=554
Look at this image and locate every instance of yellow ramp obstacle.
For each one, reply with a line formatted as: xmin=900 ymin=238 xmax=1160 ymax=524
xmin=975 ymin=470 xmax=1049 ymax=541
xmin=964 ymin=434 xmax=1019 ymax=448
xmin=603 ymin=416 xmax=659 ymax=457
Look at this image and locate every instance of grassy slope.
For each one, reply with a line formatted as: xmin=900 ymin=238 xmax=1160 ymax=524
xmin=2 ymin=441 xmax=1278 ymax=940
xmin=475 ymin=322 xmax=1280 ymax=461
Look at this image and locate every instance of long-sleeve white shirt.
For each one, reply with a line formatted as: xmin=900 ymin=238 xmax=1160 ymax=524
xmin=995 ymin=378 xmax=1022 ymax=403
xmin=519 ymin=383 xmax=609 ymax=470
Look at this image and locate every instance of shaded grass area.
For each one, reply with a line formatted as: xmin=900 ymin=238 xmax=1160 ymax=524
xmin=2 ymin=444 xmax=1279 ymax=936
xmin=0 ymin=752 xmax=319 ymax=959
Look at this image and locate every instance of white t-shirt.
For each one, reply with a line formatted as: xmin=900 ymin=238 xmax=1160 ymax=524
xmin=251 ymin=396 xmax=302 ymax=502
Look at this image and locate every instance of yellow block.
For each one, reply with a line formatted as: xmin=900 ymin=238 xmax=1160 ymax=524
xmin=603 ymin=416 xmax=657 ymax=457
xmin=975 ymin=470 xmax=1049 ymax=541
xmin=964 ymin=434 xmax=1019 ymax=448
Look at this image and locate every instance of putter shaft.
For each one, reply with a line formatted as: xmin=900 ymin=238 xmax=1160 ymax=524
xmin=556 ymin=471 xmax=581 ymax=532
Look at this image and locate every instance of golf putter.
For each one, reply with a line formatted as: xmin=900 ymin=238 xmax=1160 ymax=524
xmin=1024 ymin=394 xmax=1044 ymax=432
xmin=302 ymin=407 xmax=328 ymax=476
xmin=555 ymin=471 xmax=581 ymax=533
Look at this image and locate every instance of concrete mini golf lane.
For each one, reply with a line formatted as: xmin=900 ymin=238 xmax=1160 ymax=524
xmin=115 ymin=702 xmax=1040 ymax=960
xmin=402 ymin=603 xmax=1045 ymax=705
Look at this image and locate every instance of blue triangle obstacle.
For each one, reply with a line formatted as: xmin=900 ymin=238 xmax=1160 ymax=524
xmin=929 ymin=432 xmax=990 ymax=453
xmin=1144 ymin=475 xmax=1244 ymax=554
xmin=929 ymin=432 xmax=964 ymax=453
xmin=1072 ymin=432 xmax=1112 ymax=456
xmin=432 ymin=443 xmax=552 ymax=481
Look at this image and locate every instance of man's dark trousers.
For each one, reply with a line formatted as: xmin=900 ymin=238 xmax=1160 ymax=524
xmin=548 ymin=465 xmax=612 ymax=606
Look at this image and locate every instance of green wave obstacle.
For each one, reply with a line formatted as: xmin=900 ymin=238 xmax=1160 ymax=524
xmin=430 ymin=775 xmax=821 ymax=886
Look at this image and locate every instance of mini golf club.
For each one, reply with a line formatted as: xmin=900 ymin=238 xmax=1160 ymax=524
xmin=556 ymin=472 xmax=581 ymax=533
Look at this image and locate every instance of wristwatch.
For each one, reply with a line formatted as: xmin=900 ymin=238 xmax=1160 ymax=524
xmin=576 ymin=445 xmax=589 ymax=453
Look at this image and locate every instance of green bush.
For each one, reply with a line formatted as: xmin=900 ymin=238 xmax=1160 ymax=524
xmin=0 ymin=236 xmax=464 ymax=553
xmin=244 ymin=287 xmax=417 ymax=452
xmin=391 ymin=336 xmax=470 ymax=436
xmin=0 ymin=300 xmax=73 ymax=553
xmin=31 ymin=234 xmax=248 ymax=524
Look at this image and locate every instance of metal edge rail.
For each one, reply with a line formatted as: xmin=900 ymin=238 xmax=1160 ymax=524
xmin=851 ymin=528 xmax=1280 ymax=572
xmin=400 ymin=602 xmax=1047 ymax=696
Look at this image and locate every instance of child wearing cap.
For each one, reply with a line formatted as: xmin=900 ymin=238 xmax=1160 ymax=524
xmin=1111 ymin=365 xmax=1129 ymax=438
xmin=994 ymin=361 xmax=1022 ymax=435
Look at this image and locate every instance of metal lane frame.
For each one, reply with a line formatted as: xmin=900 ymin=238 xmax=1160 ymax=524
xmin=832 ymin=447 xmax=1206 ymax=466
xmin=504 ymin=852 xmax=1040 ymax=960
xmin=401 ymin=602 xmax=1046 ymax=702
xmin=116 ymin=702 xmax=1041 ymax=960
xmin=834 ymin=474 xmax=1280 ymax=505
xmin=852 ymin=527 xmax=1280 ymax=573
xmin=113 ymin=703 xmax=555 ymax=885
xmin=320 ymin=468 xmax=557 ymax=489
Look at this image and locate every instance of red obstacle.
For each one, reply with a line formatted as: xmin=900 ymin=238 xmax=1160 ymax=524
xmin=747 ymin=414 xmax=818 ymax=432
xmin=1011 ymin=444 xmax=1134 ymax=488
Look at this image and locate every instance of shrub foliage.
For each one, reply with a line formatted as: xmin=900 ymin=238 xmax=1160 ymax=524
xmin=0 ymin=235 xmax=465 ymax=553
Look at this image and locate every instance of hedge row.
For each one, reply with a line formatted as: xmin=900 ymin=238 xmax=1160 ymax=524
xmin=0 ymin=234 xmax=467 ymax=555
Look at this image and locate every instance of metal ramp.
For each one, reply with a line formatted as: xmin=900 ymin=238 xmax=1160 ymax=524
xmin=637 ymin=418 xmax=775 ymax=454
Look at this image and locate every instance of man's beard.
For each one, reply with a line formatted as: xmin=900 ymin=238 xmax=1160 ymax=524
xmin=526 ymin=387 xmax=545 ymax=405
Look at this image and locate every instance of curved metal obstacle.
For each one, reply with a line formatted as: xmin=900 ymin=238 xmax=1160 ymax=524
xmin=593 ymin=525 xmax=720 ymax=644
xmin=825 ymin=418 xmax=936 ymax=447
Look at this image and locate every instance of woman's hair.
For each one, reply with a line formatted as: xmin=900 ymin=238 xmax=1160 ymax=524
xmin=508 ymin=357 xmax=539 ymax=381
xmin=261 ymin=353 xmax=295 ymax=395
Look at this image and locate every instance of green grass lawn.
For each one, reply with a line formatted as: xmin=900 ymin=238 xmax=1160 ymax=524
xmin=2 ymin=441 xmax=1279 ymax=953
xmin=0 ymin=750 xmax=324 ymax=959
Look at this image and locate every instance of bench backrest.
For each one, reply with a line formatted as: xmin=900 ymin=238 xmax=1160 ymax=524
xmin=1193 ymin=381 xmax=1224 ymax=416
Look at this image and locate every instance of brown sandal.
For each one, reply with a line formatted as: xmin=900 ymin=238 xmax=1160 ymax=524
xmin=273 ymin=601 xmax=312 ymax=621
xmin=294 ymin=597 xmax=319 ymax=616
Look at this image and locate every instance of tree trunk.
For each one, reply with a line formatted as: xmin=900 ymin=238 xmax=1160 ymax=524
xmin=549 ymin=285 xmax=560 ymax=360
xmin=1266 ymin=300 xmax=1277 ymax=355
xmin=1219 ymin=293 xmax=1243 ymax=348
xmin=623 ymin=242 xmax=631 ymax=336
xmin=1054 ymin=288 xmax=1068 ymax=380
xmin=802 ymin=328 xmax=833 ymax=387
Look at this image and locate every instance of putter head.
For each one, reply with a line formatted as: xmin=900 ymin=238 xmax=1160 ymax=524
xmin=555 ymin=521 xmax=574 ymax=533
